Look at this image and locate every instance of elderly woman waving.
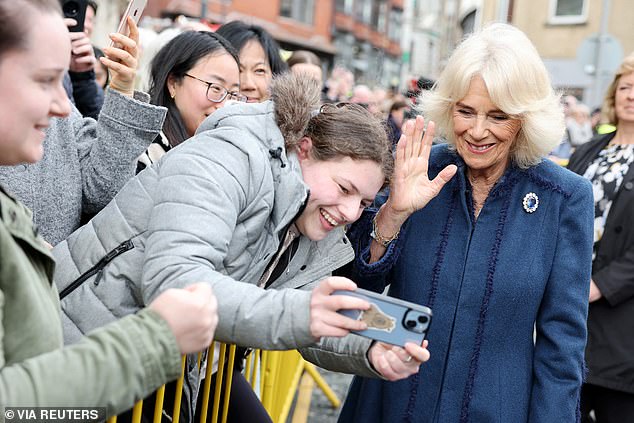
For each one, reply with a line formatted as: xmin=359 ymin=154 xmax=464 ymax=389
xmin=336 ymin=23 xmax=595 ymax=423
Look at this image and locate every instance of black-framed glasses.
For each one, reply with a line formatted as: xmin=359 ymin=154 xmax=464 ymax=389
xmin=184 ymin=74 xmax=247 ymax=103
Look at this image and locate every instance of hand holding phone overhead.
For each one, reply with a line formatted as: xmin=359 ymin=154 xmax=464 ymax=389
xmin=100 ymin=13 xmax=143 ymax=97
xmin=110 ymin=0 xmax=147 ymax=46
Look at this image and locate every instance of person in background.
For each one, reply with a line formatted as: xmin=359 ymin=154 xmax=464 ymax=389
xmin=216 ymin=20 xmax=287 ymax=103
xmin=350 ymin=84 xmax=376 ymax=112
xmin=591 ymin=106 xmax=603 ymax=135
xmin=0 ymin=0 xmax=217 ymax=411
xmin=338 ymin=23 xmax=594 ymax=422
xmin=568 ymin=51 xmax=634 ymax=423
xmin=0 ymin=16 xmax=167 ymax=246
xmin=386 ymin=99 xmax=410 ymax=150
xmin=567 ymin=103 xmax=593 ymax=147
xmin=66 ymin=9 xmax=104 ymax=119
xmin=93 ymin=46 xmax=109 ymax=88
xmin=287 ymin=49 xmax=322 ymax=82
xmin=324 ymin=65 xmax=354 ymax=103
xmin=84 ymin=0 xmax=97 ymax=38
xmin=136 ymin=30 xmax=244 ymax=172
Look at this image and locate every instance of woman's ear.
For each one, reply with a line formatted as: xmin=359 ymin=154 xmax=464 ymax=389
xmin=297 ymin=136 xmax=313 ymax=161
xmin=167 ymin=74 xmax=178 ymax=99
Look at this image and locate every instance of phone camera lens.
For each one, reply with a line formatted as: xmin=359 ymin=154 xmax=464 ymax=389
xmin=62 ymin=1 xmax=79 ymax=17
xmin=406 ymin=320 xmax=417 ymax=328
xmin=418 ymin=316 xmax=429 ymax=324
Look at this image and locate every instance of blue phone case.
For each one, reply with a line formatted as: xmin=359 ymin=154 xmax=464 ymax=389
xmin=333 ymin=288 xmax=432 ymax=347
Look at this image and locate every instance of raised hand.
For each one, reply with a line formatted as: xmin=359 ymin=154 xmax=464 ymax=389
xmin=309 ymin=277 xmax=370 ymax=339
xmin=368 ymin=340 xmax=430 ymax=381
xmin=67 ymin=29 xmax=96 ymax=73
xmin=149 ymin=283 xmax=218 ymax=354
xmin=100 ymin=17 xmax=139 ymax=97
xmin=387 ymin=116 xmax=457 ymax=220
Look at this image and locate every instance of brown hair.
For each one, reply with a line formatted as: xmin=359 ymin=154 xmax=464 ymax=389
xmin=601 ymin=51 xmax=634 ymax=125
xmin=389 ymin=100 xmax=409 ymax=114
xmin=287 ymin=50 xmax=321 ymax=68
xmin=272 ymin=72 xmax=393 ymax=184
xmin=304 ymin=103 xmax=393 ymax=184
xmin=0 ymin=0 xmax=61 ymax=60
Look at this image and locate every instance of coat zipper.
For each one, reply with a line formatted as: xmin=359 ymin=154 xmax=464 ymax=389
xmin=59 ymin=239 xmax=135 ymax=300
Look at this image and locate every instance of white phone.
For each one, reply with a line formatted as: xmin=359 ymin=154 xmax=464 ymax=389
xmin=109 ymin=0 xmax=147 ymax=46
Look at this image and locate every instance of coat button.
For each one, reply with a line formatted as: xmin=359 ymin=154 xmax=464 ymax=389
xmin=9 ymin=210 xmax=17 ymax=222
xmin=300 ymin=265 xmax=307 ymax=271
xmin=625 ymin=181 xmax=634 ymax=190
xmin=614 ymin=225 xmax=623 ymax=233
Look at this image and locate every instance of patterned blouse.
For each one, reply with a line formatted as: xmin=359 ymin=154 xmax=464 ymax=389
xmin=582 ymin=143 xmax=634 ymax=259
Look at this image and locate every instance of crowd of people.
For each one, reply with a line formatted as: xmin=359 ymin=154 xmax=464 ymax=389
xmin=1 ymin=1 xmax=633 ymax=423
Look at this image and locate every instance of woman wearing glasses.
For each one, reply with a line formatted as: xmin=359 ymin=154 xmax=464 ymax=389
xmin=137 ymin=31 xmax=246 ymax=172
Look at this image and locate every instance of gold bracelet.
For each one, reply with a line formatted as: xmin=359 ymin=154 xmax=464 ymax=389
xmin=370 ymin=211 xmax=400 ymax=248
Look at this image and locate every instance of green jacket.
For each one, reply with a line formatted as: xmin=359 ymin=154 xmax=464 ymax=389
xmin=0 ymin=187 xmax=181 ymax=416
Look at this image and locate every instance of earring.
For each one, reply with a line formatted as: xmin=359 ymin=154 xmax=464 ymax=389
xmin=170 ymin=92 xmax=175 ymax=99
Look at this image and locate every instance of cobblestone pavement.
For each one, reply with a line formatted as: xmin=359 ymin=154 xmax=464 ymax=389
xmin=306 ymin=369 xmax=353 ymax=423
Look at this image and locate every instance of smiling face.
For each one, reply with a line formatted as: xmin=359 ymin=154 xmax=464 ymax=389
xmin=614 ymin=71 xmax=634 ymax=125
xmin=238 ymin=40 xmax=272 ymax=103
xmin=0 ymin=9 xmax=71 ymax=166
xmin=452 ymin=75 xmax=521 ymax=179
xmin=294 ymin=138 xmax=384 ymax=241
xmin=168 ymin=52 xmax=240 ymax=137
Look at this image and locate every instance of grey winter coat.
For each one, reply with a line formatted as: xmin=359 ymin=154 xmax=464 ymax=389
xmin=52 ymin=75 xmax=379 ymax=386
xmin=0 ymin=89 xmax=166 ymax=245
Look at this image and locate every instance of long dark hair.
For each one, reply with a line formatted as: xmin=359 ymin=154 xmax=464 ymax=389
xmin=149 ymin=30 xmax=239 ymax=147
xmin=0 ymin=0 xmax=61 ymax=60
xmin=216 ymin=20 xmax=287 ymax=76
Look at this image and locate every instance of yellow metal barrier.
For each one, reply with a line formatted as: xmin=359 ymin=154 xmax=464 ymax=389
xmin=116 ymin=344 xmax=341 ymax=423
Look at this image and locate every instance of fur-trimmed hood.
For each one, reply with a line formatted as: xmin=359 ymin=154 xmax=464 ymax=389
xmin=270 ymin=72 xmax=322 ymax=148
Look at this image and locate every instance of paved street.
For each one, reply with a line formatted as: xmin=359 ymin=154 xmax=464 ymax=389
xmin=306 ymin=370 xmax=353 ymax=423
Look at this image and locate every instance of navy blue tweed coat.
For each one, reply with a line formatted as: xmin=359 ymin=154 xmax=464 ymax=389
xmin=339 ymin=144 xmax=594 ymax=423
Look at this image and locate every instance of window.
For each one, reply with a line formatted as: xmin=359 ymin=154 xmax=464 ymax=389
xmin=280 ymin=0 xmax=315 ymax=25
xmin=370 ymin=0 xmax=382 ymax=29
xmin=549 ymin=0 xmax=588 ymax=24
xmin=387 ymin=8 xmax=402 ymax=41
xmin=336 ymin=0 xmax=353 ymax=14
xmin=355 ymin=0 xmax=372 ymax=24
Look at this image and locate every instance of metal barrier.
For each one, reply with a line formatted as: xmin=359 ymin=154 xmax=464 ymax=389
xmin=110 ymin=343 xmax=341 ymax=423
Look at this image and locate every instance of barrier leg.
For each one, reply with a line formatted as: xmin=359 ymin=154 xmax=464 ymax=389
xmin=304 ymin=363 xmax=341 ymax=408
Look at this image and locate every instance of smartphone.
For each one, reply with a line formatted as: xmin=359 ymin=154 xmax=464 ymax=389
xmin=60 ymin=0 xmax=88 ymax=32
xmin=110 ymin=0 xmax=147 ymax=46
xmin=333 ymin=288 xmax=432 ymax=347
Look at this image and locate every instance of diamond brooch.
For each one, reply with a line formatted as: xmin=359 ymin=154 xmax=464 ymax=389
xmin=523 ymin=192 xmax=539 ymax=213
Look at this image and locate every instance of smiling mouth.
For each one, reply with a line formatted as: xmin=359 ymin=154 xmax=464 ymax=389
xmin=467 ymin=141 xmax=495 ymax=153
xmin=320 ymin=208 xmax=340 ymax=227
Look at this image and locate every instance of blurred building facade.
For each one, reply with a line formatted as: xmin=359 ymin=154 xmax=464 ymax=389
xmin=90 ymin=0 xmax=634 ymax=99
xmin=91 ymin=0 xmax=406 ymax=88
xmin=481 ymin=0 xmax=634 ymax=108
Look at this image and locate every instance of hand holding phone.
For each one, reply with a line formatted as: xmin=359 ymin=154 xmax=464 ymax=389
xmin=367 ymin=339 xmax=430 ymax=381
xmin=101 ymin=15 xmax=142 ymax=97
xmin=332 ymin=288 xmax=432 ymax=347
xmin=60 ymin=0 xmax=88 ymax=32
xmin=110 ymin=0 xmax=147 ymax=47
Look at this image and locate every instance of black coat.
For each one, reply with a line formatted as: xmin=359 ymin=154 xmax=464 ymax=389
xmin=568 ymin=132 xmax=634 ymax=394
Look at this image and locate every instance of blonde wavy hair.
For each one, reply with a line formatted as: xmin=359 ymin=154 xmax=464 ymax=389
xmin=600 ymin=51 xmax=634 ymax=125
xmin=420 ymin=23 xmax=565 ymax=169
